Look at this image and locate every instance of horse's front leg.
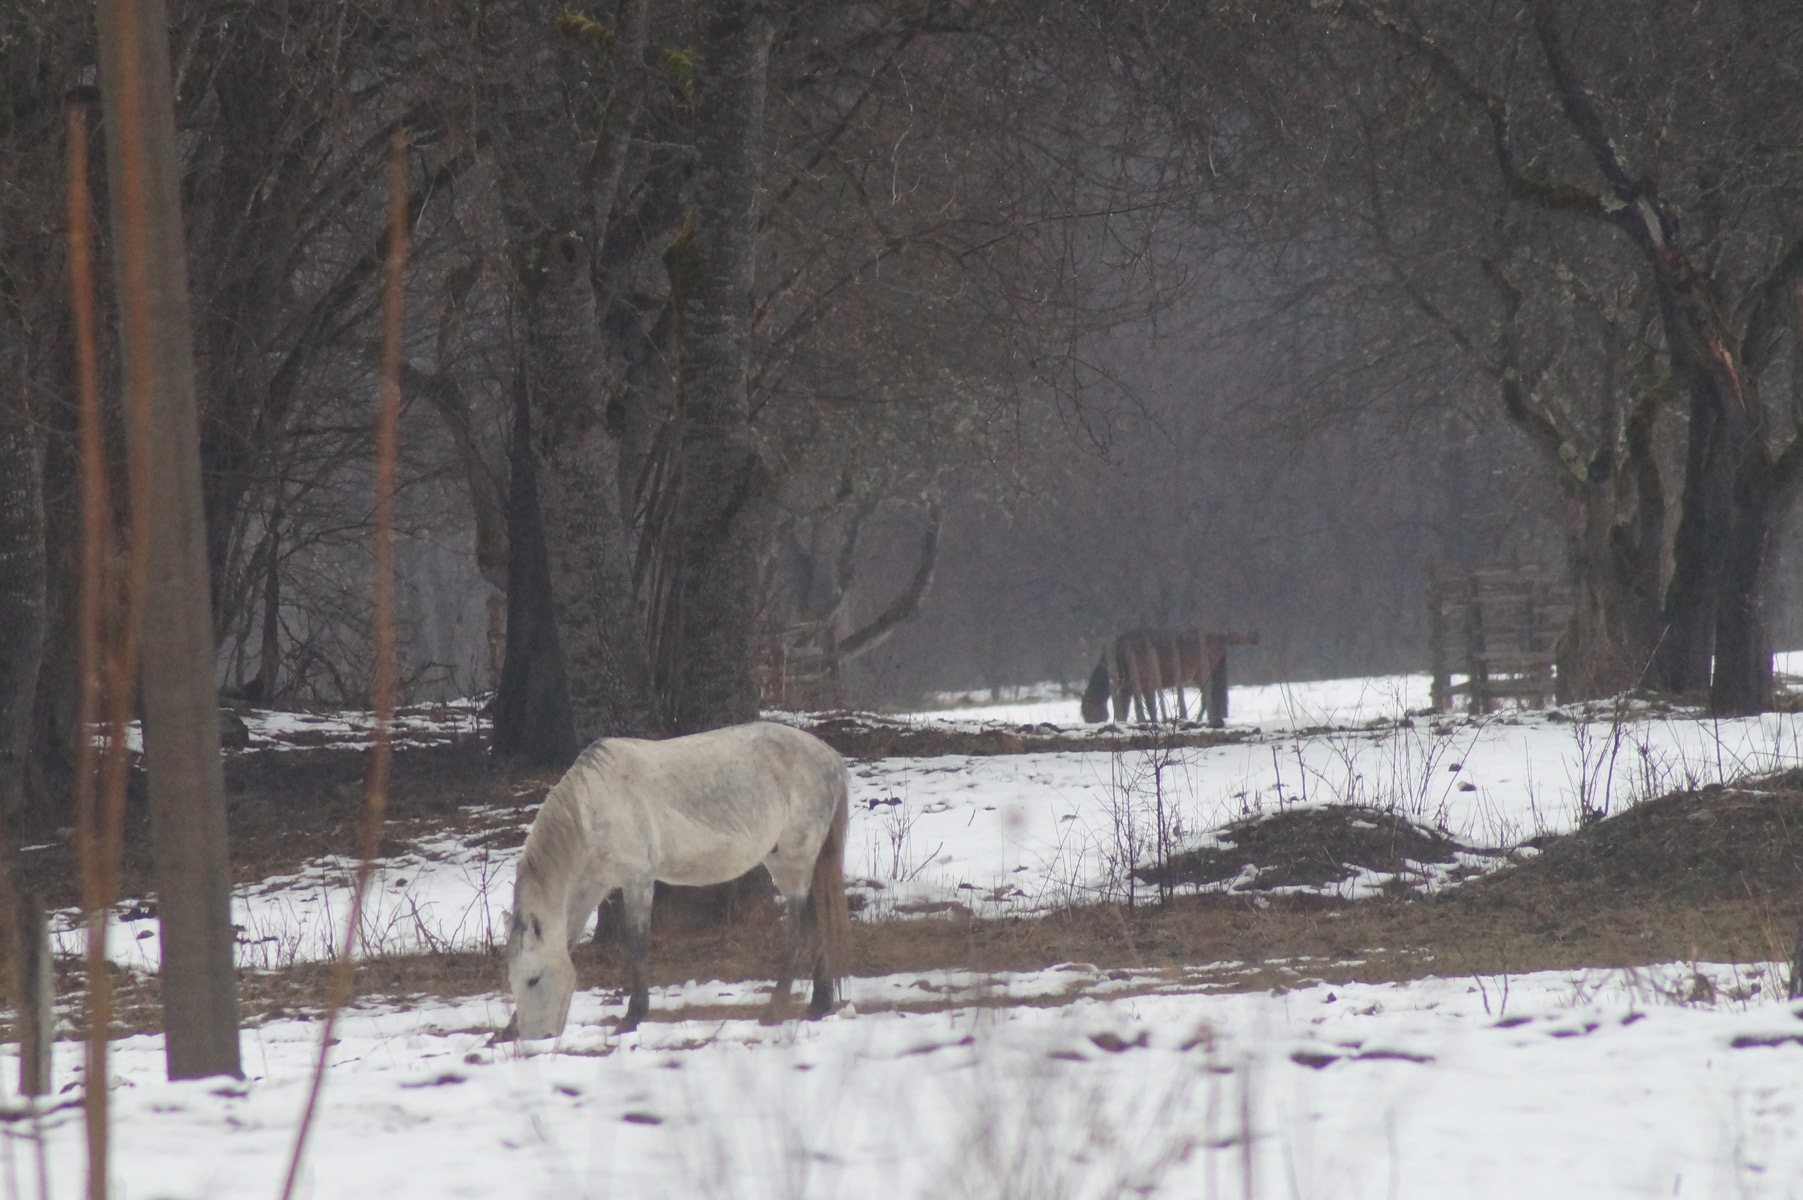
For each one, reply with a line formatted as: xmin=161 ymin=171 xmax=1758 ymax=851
xmin=616 ymin=878 xmax=653 ymax=1033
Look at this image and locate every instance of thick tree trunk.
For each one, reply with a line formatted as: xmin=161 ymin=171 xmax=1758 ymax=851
xmin=491 ymin=385 xmax=577 ymax=763
xmin=1564 ymin=529 xmax=1664 ymax=698
xmin=664 ymin=0 xmax=776 ymax=734
xmin=1710 ymin=457 xmax=1776 ymax=715
xmin=98 ymin=0 xmax=241 ymax=1079
xmin=0 ymin=409 xmax=45 ymax=834
xmin=1560 ymin=400 xmax=1666 ymax=699
xmin=524 ymin=233 xmax=657 ymax=745
xmin=1647 ymin=282 xmax=1774 ymax=711
xmin=488 ymin=0 xmax=659 ymax=756
xmin=1653 ymin=377 xmax=1735 ymax=694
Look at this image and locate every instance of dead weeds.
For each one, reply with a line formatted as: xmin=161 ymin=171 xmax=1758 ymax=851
xmin=15 ymin=741 xmax=557 ymax=914
xmin=18 ymin=735 xmax=1803 ymax=1042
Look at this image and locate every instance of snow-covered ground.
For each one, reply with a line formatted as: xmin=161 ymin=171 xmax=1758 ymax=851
xmin=22 ymin=670 xmax=1803 ymax=1197
xmin=906 ymin=669 xmax=1436 ymax=729
xmin=8 ymin=961 xmax=1801 ymax=1199
xmin=61 ymin=670 xmax=1803 ymax=971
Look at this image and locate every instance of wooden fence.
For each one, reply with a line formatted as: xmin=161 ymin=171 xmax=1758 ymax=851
xmin=1428 ymin=564 xmax=1574 ymax=714
xmin=758 ymin=620 xmax=843 ymax=711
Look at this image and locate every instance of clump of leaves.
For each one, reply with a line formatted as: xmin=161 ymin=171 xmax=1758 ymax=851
xmin=663 ymin=48 xmax=697 ymax=106
xmin=554 ymin=12 xmax=615 ymax=49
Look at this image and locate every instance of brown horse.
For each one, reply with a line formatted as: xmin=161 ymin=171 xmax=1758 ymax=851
xmin=1080 ymin=627 xmax=1246 ymax=727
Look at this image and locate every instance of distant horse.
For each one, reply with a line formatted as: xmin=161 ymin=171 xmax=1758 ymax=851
xmin=1080 ymin=627 xmax=1234 ymax=727
xmin=498 ymin=721 xmax=851 ymax=1040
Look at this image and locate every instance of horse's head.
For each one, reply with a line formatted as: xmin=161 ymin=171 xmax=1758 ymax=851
xmin=504 ymin=901 xmax=576 ymax=1039
xmin=1080 ymin=659 xmax=1111 ymax=723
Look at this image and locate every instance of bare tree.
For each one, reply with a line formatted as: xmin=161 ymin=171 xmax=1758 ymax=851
xmin=97 ymin=0 xmax=239 ymax=1079
xmin=652 ymin=0 xmax=777 ymax=732
xmin=1321 ymin=0 xmax=1803 ymax=712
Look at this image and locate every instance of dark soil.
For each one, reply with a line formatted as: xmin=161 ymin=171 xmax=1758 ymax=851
xmin=1471 ymin=777 xmax=1803 ymax=906
xmin=1143 ymin=805 xmax=1498 ymax=891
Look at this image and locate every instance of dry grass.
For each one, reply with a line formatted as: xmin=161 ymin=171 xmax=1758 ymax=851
xmin=14 ymin=741 xmax=557 ymax=913
xmin=802 ymin=714 xmax=1249 ymax=759
xmin=47 ymin=875 xmax=1788 ymax=1041
xmin=18 ymin=737 xmax=1803 ymax=1042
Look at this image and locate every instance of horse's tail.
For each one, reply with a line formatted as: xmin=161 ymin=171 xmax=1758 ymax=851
xmin=812 ymin=774 xmax=852 ymax=991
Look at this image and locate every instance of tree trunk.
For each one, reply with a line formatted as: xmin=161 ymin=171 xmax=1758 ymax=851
xmin=13 ymin=890 xmax=51 ymax=1096
xmin=663 ymin=0 xmax=776 ymax=734
xmin=488 ymin=0 xmax=660 ymax=756
xmin=0 ymin=403 xmax=49 ymax=1099
xmin=1652 ymin=376 xmax=1735 ymax=694
xmin=1560 ymin=398 xmax=1666 ymax=699
xmin=243 ymin=514 xmax=281 ymax=702
xmin=0 ymin=408 xmax=45 ymax=836
xmin=491 ymin=383 xmax=576 ymax=763
xmin=1709 ymin=455 xmax=1776 ymax=715
xmin=524 ymin=232 xmax=657 ymax=745
xmin=1647 ymin=276 xmax=1772 ymax=710
xmin=97 ymin=0 xmax=241 ymax=1079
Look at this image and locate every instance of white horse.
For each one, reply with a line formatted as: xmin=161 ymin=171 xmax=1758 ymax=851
xmin=500 ymin=721 xmax=852 ymax=1039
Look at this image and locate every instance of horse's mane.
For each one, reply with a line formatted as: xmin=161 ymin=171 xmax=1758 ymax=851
xmin=516 ymin=741 xmax=612 ymax=906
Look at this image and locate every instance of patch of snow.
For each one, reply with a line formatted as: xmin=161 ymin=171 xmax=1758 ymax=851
xmin=6 ymin=961 xmax=1798 ymax=1198
xmin=73 ymin=672 xmax=1803 ymax=970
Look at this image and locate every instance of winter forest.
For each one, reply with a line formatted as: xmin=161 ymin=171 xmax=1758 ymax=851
xmin=9 ymin=1 xmax=1803 ymax=1197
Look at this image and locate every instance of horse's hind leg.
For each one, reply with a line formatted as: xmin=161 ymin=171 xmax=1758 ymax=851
xmin=762 ymin=889 xmax=809 ymax=1026
xmin=760 ymin=847 xmax=821 ymax=1025
xmin=616 ymin=877 xmax=654 ymax=1033
xmin=807 ymin=922 xmax=833 ymax=1019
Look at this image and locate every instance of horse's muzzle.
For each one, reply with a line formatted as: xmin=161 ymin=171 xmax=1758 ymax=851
xmin=487 ymin=1013 xmax=519 ymax=1045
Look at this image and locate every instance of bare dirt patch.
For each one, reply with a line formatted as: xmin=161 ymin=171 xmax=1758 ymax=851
xmin=1142 ymin=805 xmax=1497 ymax=892
xmin=1476 ymin=777 xmax=1803 ymax=906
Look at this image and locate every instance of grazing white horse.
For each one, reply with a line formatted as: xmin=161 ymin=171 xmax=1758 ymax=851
xmin=500 ymin=721 xmax=852 ymax=1039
